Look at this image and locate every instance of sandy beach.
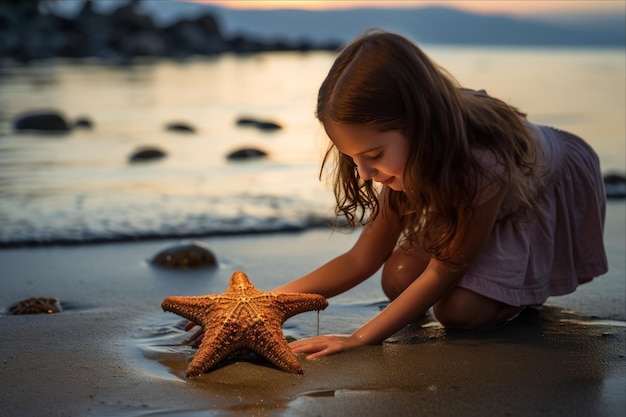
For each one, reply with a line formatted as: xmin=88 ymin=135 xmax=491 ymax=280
xmin=1 ymin=201 xmax=624 ymax=417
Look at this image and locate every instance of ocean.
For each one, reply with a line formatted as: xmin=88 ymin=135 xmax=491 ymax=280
xmin=0 ymin=46 xmax=624 ymax=246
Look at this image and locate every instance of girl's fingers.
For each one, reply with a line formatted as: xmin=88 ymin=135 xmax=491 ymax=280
xmin=289 ymin=335 xmax=351 ymax=358
xmin=290 ymin=341 xmax=326 ymax=354
xmin=184 ymin=324 xmax=204 ymax=345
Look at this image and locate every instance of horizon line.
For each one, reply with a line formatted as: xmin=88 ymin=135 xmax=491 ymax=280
xmin=186 ymin=0 xmax=625 ymax=18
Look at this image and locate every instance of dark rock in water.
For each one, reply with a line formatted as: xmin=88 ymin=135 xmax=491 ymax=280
xmin=236 ymin=117 xmax=261 ymax=126
xmin=256 ymin=121 xmax=282 ymax=131
xmin=604 ymin=172 xmax=626 ymax=199
xmin=8 ymin=297 xmax=63 ymax=315
xmin=129 ymin=147 xmax=167 ymax=162
xmin=226 ymin=148 xmax=268 ymax=160
xmin=604 ymin=173 xmax=626 ymax=184
xmin=236 ymin=117 xmax=282 ymax=131
xmin=74 ymin=117 xmax=94 ymax=129
xmin=165 ymin=122 xmax=196 ymax=133
xmin=13 ymin=111 xmax=71 ymax=133
xmin=151 ymin=241 xmax=218 ymax=269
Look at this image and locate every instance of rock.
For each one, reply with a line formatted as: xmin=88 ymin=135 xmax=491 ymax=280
xmin=604 ymin=172 xmax=626 ymax=199
xmin=236 ymin=118 xmax=260 ymax=127
xmin=161 ymin=15 xmax=225 ymax=58
xmin=226 ymin=148 xmax=268 ymax=160
xmin=255 ymin=121 xmax=282 ymax=131
xmin=603 ymin=173 xmax=626 ymax=184
xmin=74 ymin=116 xmax=94 ymax=129
xmin=129 ymin=147 xmax=167 ymax=162
xmin=106 ymin=0 xmax=164 ymax=58
xmin=236 ymin=117 xmax=282 ymax=132
xmin=0 ymin=0 xmax=339 ymax=64
xmin=13 ymin=110 xmax=71 ymax=133
xmin=165 ymin=122 xmax=196 ymax=134
xmin=151 ymin=241 xmax=218 ymax=269
xmin=8 ymin=297 xmax=63 ymax=315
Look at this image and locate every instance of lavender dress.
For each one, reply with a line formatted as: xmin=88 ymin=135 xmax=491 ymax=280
xmin=459 ymin=122 xmax=608 ymax=306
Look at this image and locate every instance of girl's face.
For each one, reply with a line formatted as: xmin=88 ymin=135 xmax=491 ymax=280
xmin=324 ymin=120 xmax=410 ymax=192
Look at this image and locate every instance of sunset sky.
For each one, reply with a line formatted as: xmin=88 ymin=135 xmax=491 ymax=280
xmin=195 ymin=0 xmax=625 ymax=17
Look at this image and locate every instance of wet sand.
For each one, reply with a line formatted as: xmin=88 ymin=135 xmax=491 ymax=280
xmin=0 ymin=202 xmax=624 ymax=417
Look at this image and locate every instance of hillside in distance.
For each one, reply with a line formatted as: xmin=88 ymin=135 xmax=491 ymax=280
xmin=142 ymin=2 xmax=625 ymax=48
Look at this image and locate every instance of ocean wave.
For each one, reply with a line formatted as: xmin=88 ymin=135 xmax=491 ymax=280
xmin=0 ymin=194 xmax=336 ymax=247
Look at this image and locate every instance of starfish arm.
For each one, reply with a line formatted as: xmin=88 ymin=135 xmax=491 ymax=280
xmin=161 ymin=295 xmax=220 ymax=325
xmin=186 ymin=339 xmax=226 ymax=377
xmin=273 ymin=292 xmax=329 ymax=321
xmin=243 ymin=322 xmax=304 ymax=374
xmin=186 ymin=317 xmax=252 ymax=377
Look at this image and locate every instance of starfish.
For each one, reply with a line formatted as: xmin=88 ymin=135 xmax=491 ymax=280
xmin=161 ymin=270 xmax=328 ymax=376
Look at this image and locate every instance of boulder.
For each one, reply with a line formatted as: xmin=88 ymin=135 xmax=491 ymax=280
xmin=151 ymin=241 xmax=217 ymax=269
xmin=13 ymin=110 xmax=71 ymax=133
xmin=0 ymin=0 xmax=338 ymax=64
xmin=162 ymin=15 xmax=225 ymax=57
xmin=226 ymin=147 xmax=268 ymax=160
xmin=236 ymin=117 xmax=282 ymax=131
xmin=129 ymin=147 xmax=167 ymax=162
xmin=165 ymin=122 xmax=196 ymax=134
xmin=604 ymin=172 xmax=626 ymax=199
xmin=8 ymin=296 xmax=63 ymax=315
xmin=74 ymin=116 xmax=94 ymax=129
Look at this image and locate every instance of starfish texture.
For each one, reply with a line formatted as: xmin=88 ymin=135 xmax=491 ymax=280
xmin=161 ymin=270 xmax=328 ymax=376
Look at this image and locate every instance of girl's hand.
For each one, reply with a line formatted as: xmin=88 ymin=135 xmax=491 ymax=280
xmin=183 ymin=321 xmax=204 ymax=346
xmin=289 ymin=334 xmax=361 ymax=359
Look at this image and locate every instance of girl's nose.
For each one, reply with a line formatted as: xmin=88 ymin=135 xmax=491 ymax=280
xmin=356 ymin=162 xmax=377 ymax=181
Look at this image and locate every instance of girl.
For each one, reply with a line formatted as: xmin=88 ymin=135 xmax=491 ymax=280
xmin=273 ymin=30 xmax=608 ymax=359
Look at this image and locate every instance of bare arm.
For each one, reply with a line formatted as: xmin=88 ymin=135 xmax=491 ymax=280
xmin=185 ymin=193 xmax=401 ymax=346
xmin=274 ymin=204 xmax=402 ymax=298
xmin=291 ymin=186 xmax=506 ymax=357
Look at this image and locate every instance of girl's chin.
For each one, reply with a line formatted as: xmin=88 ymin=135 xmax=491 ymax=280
xmin=387 ymin=181 xmax=405 ymax=192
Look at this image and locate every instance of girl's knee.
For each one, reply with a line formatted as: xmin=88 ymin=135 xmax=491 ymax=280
xmin=381 ymin=271 xmax=402 ymax=301
xmin=433 ymin=287 xmax=523 ymax=329
xmin=433 ymin=302 xmax=476 ymax=329
xmin=381 ymin=260 xmax=404 ymax=300
xmin=381 ymin=246 xmax=429 ymax=301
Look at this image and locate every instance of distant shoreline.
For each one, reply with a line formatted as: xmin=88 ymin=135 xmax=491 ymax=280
xmin=1 ymin=1 xmax=623 ymax=66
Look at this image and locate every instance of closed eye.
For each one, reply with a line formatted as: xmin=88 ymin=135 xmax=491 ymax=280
xmin=364 ymin=152 xmax=383 ymax=161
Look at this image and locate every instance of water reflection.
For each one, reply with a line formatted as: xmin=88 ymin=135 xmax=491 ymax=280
xmin=0 ymin=49 xmax=623 ymax=246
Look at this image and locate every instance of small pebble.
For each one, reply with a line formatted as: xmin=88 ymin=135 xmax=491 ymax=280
xmin=8 ymin=297 xmax=63 ymax=315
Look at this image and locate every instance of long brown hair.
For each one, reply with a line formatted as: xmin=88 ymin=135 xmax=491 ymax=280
xmin=317 ymin=30 xmax=540 ymax=263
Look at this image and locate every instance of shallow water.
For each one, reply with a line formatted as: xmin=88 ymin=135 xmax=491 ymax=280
xmin=128 ymin=298 xmax=390 ymax=381
xmin=126 ymin=303 xmax=625 ymax=417
xmin=0 ymin=47 xmax=624 ymax=246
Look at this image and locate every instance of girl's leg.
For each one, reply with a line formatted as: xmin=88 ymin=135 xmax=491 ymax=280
xmin=435 ymin=277 xmax=599 ymax=328
xmin=381 ymin=245 xmax=430 ymax=300
xmin=382 ymin=245 xmax=524 ymax=329
xmin=433 ymin=287 xmax=525 ymax=329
